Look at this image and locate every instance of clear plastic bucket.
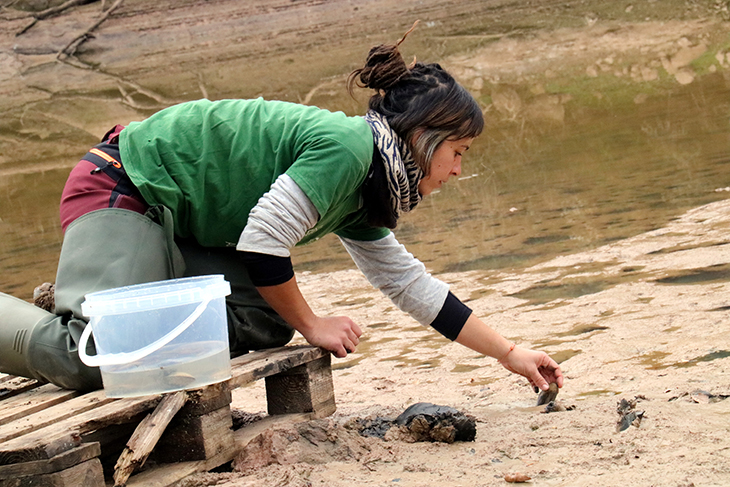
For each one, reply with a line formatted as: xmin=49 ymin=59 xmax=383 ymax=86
xmin=79 ymin=275 xmax=232 ymax=398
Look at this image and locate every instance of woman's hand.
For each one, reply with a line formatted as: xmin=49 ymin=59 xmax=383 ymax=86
xmin=498 ymin=346 xmax=564 ymax=391
xmin=299 ymin=316 xmax=362 ymax=358
xmin=255 ymin=277 xmax=363 ymax=358
xmin=455 ymin=314 xmax=565 ymax=391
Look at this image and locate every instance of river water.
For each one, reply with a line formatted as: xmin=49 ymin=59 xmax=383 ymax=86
xmin=1 ymin=8 xmax=730 ymax=303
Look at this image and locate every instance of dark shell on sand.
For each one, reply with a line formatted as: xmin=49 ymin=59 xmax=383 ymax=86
xmin=395 ymin=402 xmax=477 ymax=442
xmin=358 ymin=402 xmax=477 ymax=443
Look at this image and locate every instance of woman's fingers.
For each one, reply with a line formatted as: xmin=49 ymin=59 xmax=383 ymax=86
xmin=539 ymin=356 xmax=565 ymax=388
xmin=334 ymin=336 xmax=356 ymax=357
xmin=351 ymin=322 xmax=363 ymax=339
xmin=532 ymin=373 xmax=550 ymax=391
xmin=541 ymin=367 xmax=564 ymax=388
xmin=502 ymin=348 xmax=565 ymax=391
xmin=348 ymin=329 xmax=360 ymax=347
xmin=331 ymin=317 xmax=362 ymax=357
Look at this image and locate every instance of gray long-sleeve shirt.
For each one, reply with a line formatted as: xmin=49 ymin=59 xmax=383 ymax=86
xmin=237 ymin=174 xmax=468 ymax=335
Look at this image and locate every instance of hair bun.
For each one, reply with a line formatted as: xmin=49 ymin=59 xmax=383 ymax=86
xmin=348 ymin=21 xmax=419 ymax=94
xmin=356 ymin=44 xmax=409 ymax=91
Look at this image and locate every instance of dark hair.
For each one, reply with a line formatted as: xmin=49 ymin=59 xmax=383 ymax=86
xmin=348 ymin=22 xmax=484 ymax=174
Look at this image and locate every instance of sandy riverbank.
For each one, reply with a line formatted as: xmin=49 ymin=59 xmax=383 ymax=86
xmin=174 ymin=198 xmax=730 ymax=487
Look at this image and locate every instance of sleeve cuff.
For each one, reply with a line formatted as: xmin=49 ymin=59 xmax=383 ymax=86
xmin=430 ymin=291 xmax=472 ymax=341
xmin=238 ymin=251 xmax=294 ymax=286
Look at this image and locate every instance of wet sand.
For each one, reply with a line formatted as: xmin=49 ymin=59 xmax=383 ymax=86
xmin=184 ymin=198 xmax=730 ymax=486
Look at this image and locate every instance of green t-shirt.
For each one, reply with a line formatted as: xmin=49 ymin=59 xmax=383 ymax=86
xmin=119 ymin=98 xmax=390 ymax=247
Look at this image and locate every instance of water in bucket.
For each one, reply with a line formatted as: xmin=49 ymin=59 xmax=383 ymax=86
xmin=100 ymin=341 xmax=230 ymax=397
xmin=80 ymin=275 xmax=232 ymax=398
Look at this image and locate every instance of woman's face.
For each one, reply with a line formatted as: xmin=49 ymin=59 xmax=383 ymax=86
xmin=418 ymin=137 xmax=474 ymax=196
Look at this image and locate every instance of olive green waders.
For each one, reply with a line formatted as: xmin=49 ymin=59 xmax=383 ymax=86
xmin=0 ymin=206 xmax=294 ymax=391
xmin=0 ymin=207 xmax=184 ymax=390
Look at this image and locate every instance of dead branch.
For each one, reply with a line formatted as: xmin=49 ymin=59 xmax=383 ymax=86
xmin=300 ymin=75 xmax=346 ymax=105
xmin=115 ymin=77 xmax=179 ymax=109
xmin=55 ymin=54 xmax=178 ymax=110
xmin=16 ymin=0 xmax=98 ymax=36
xmin=16 ymin=20 xmax=35 ymax=35
xmin=197 ymin=72 xmax=209 ymax=100
xmin=57 ymin=0 xmax=123 ymax=59
xmin=21 ymin=0 xmax=174 ymax=111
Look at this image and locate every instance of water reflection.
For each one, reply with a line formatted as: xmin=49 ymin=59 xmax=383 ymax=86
xmin=314 ymin=66 xmax=730 ymax=279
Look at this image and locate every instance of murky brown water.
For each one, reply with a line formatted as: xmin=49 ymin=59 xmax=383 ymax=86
xmin=2 ymin=4 xmax=730 ymax=303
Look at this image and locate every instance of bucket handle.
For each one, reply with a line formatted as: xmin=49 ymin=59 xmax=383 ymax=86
xmin=78 ymin=298 xmax=211 ymax=367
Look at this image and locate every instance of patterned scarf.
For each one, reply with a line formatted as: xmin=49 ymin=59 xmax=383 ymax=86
xmin=363 ymin=110 xmax=423 ymax=223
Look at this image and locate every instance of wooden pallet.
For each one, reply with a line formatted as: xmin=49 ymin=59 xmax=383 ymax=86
xmin=0 ymin=345 xmax=334 ymax=487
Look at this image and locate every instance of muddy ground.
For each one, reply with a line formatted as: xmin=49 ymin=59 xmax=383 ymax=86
xmin=2 ymin=1 xmax=730 ymax=486
xmin=204 ymin=198 xmax=730 ymax=487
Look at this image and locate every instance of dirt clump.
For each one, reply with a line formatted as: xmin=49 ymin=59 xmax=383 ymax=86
xmin=231 ymin=418 xmax=394 ymax=473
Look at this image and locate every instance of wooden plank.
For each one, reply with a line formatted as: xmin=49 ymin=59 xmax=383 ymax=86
xmin=154 ymin=383 xmax=233 ymax=463
xmin=0 ymin=395 xmax=161 ymax=465
xmin=113 ymin=391 xmax=187 ymax=487
xmin=0 ymin=390 xmax=112 ymax=444
xmin=117 ymin=347 xmax=330 ymax=486
xmin=123 ymin=460 xmax=206 ymax=487
xmin=0 ymin=383 xmax=82 ymax=426
xmin=0 ymin=345 xmax=331 ymax=485
xmin=228 ymin=345 xmax=328 ymax=389
xmin=265 ymin=354 xmax=335 ymax=417
xmin=124 ymin=413 xmax=312 ymax=487
xmin=178 ymin=381 xmax=231 ymax=417
xmin=0 ymin=458 xmax=104 ymax=487
xmin=0 ymin=376 xmax=42 ymax=401
xmin=0 ymin=443 xmax=100 ymax=479
xmin=83 ymin=382 xmax=230 ymax=460
xmin=155 ymin=405 xmax=233 ymax=463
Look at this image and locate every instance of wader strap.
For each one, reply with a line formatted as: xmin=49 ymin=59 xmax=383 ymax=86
xmin=144 ymin=205 xmax=186 ymax=278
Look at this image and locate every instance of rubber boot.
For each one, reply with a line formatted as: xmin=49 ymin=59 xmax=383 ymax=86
xmin=20 ymin=206 xmax=184 ymax=391
xmin=0 ymin=293 xmax=56 ymax=380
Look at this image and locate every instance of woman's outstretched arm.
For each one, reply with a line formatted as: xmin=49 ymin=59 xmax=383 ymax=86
xmin=455 ymin=314 xmax=564 ymax=391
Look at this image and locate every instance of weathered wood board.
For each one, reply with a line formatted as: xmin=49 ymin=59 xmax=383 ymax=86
xmin=0 ymin=345 xmax=335 ymax=487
